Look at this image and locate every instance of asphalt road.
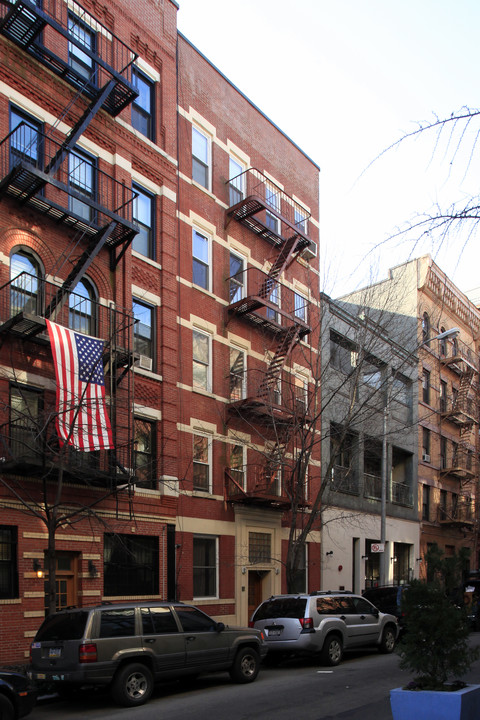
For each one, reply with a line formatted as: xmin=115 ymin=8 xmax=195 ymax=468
xmin=29 ymin=635 xmax=480 ymax=720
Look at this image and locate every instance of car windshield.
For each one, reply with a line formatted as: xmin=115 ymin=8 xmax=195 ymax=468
xmin=253 ymin=598 xmax=307 ymax=621
xmin=35 ymin=611 xmax=89 ymax=641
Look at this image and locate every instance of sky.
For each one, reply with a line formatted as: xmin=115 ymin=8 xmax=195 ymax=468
xmin=176 ymin=0 xmax=480 ymax=301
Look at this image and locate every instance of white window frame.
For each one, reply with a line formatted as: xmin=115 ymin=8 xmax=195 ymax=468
xmin=192 ymin=433 xmax=212 ymax=493
xmin=229 ymin=250 xmax=246 ymax=303
xmin=192 ymin=228 xmax=211 ymax=292
xmin=192 ymin=125 xmax=211 ymax=190
xmin=265 ymin=181 xmax=280 ymax=234
xmin=229 ymin=443 xmax=246 ymax=490
xmin=229 ymin=345 xmax=247 ymax=401
xmin=229 ymin=156 xmax=245 ymax=205
xmin=294 ymin=207 xmax=308 ymax=235
xmin=294 ymin=291 xmax=307 ymax=323
xmin=192 ymin=328 xmax=212 ymax=393
xmin=193 ymin=534 xmax=218 ymax=600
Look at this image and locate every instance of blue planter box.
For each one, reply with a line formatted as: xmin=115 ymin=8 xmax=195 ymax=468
xmin=390 ymin=685 xmax=480 ymax=720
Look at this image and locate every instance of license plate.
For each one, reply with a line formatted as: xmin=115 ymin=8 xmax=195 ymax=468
xmin=48 ymin=647 xmax=62 ymax=658
xmin=267 ymin=629 xmax=281 ymax=637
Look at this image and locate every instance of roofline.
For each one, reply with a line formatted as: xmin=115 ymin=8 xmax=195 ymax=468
xmin=177 ymin=31 xmax=321 ymax=172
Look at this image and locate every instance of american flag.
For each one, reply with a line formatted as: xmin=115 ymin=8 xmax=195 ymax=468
xmin=46 ymin=320 xmax=114 ymax=452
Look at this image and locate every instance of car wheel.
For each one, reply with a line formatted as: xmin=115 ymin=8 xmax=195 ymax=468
xmin=321 ymin=634 xmax=343 ymax=666
xmin=0 ymin=694 xmax=14 ymax=720
xmin=229 ymin=647 xmax=260 ymax=683
xmin=380 ymin=625 xmax=396 ymax=654
xmin=111 ymin=663 xmax=154 ymax=707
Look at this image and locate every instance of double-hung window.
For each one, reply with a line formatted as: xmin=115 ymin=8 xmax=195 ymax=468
xmin=0 ymin=527 xmax=18 ymax=599
xmin=134 ymin=418 xmax=155 ymax=489
xmin=192 ymin=229 xmax=210 ymax=290
xmin=104 ymin=533 xmax=158 ymax=596
xmin=192 ymin=126 xmax=210 ymax=189
xmin=69 ymin=278 xmax=95 ymax=335
xmin=132 ymin=185 xmax=154 ymax=258
xmin=193 ymin=536 xmax=217 ymax=597
xmin=68 ymin=14 xmax=96 ymax=85
xmin=10 ymin=250 xmax=41 ymax=317
xmin=229 ymin=346 xmax=246 ymax=401
xmin=133 ymin=299 xmax=154 ymax=363
xmin=422 ymin=369 xmax=431 ymax=404
xmin=294 ymin=207 xmax=308 ymax=234
xmin=229 ymin=156 xmax=244 ymax=205
xmin=294 ymin=291 xmax=307 ymax=323
xmin=229 ymin=444 xmax=245 ymax=489
xmin=192 ymin=329 xmax=210 ymax=391
xmin=68 ymin=148 xmax=96 ymax=222
xmin=266 ymin=282 xmax=280 ymax=323
xmin=10 ymin=107 xmax=41 ymax=170
xmin=193 ymin=434 xmax=211 ymax=492
xmin=132 ymin=68 xmax=154 ymax=140
xmin=229 ymin=252 xmax=245 ymax=303
xmin=10 ymin=384 xmax=43 ymax=459
xmin=265 ymin=182 xmax=280 ymax=233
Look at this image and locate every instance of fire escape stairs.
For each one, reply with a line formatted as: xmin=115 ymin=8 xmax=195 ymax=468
xmin=258 ymin=326 xmax=302 ymax=401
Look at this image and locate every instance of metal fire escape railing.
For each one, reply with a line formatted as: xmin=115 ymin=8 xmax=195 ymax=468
xmin=0 ymin=273 xmax=139 ymax=487
xmin=0 ymin=0 xmax=138 ymax=116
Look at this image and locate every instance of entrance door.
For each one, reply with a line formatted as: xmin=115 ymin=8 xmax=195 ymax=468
xmin=248 ymin=571 xmax=265 ymax=621
xmin=44 ymin=553 xmax=78 ymax=611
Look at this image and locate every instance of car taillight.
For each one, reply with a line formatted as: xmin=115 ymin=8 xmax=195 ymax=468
xmin=248 ymin=621 xmax=254 ymax=628
xmin=79 ymin=643 xmax=97 ymax=663
xmin=300 ymin=617 xmax=314 ymax=630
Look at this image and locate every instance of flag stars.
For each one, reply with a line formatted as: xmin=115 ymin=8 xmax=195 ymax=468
xmin=75 ymin=333 xmax=105 ymax=385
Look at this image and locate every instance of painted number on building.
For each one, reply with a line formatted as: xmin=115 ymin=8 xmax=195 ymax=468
xmin=371 ymin=543 xmax=385 ymax=553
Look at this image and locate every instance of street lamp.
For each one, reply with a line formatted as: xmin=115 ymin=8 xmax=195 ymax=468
xmin=379 ymin=326 xmax=460 ymax=586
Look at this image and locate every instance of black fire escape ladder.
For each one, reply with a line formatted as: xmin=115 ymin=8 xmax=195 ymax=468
xmin=257 ymin=235 xmax=306 ymax=302
xmin=257 ymin=326 xmax=302 ymax=401
xmin=459 ymin=367 xmax=476 ymax=437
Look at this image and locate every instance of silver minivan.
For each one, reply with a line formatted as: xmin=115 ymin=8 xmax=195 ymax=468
xmin=30 ymin=601 xmax=267 ymax=706
xmin=250 ymin=591 xmax=398 ymax=665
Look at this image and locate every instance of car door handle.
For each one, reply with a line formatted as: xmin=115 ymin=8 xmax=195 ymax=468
xmin=360 ymin=615 xmax=366 ymax=619
xmin=340 ymin=616 xmax=346 ymax=620
xmin=145 ymin=638 xmax=156 ymax=643
xmin=186 ymin=636 xmax=196 ymax=642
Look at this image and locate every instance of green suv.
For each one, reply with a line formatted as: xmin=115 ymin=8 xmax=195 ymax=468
xmin=29 ymin=602 xmax=267 ymax=707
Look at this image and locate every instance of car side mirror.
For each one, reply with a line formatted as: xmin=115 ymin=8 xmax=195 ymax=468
xmin=373 ymin=609 xmax=379 ymax=617
xmin=216 ymin=622 xmax=225 ymax=633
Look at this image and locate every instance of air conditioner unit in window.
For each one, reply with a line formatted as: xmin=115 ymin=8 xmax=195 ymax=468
xmin=422 ymin=453 xmax=431 ymax=462
xmin=135 ymin=354 xmax=153 ymax=372
xmin=301 ymin=239 xmax=317 ymax=260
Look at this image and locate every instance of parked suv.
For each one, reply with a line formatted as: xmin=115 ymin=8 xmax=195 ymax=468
xmin=29 ymin=602 xmax=267 ymax=707
xmin=362 ymin=585 xmax=409 ymax=632
xmin=250 ymin=591 xmax=398 ymax=665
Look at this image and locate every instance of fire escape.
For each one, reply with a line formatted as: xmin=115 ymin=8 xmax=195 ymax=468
xmin=224 ymin=169 xmax=314 ymax=508
xmin=0 ymin=0 xmax=140 ymax=488
xmin=439 ymin=340 xmax=479 ymax=528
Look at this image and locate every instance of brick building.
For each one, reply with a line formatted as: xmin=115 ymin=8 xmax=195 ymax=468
xmin=0 ymin=0 xmax=320 ymax=663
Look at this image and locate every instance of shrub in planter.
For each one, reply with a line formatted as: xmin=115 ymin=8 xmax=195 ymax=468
xmin=396 ymin=578 xmax=479 ymax=690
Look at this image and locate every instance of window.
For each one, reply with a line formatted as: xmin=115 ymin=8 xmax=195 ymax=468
xmin=69 ymin=278 xmax=95 ymax=335
xmin=10 ymin=107 xmax=41 ymax=168
xmin=440 ymin=380 xmax=447 ymax=412
xmin=193 ymin=434 xmax=210 ymax=492
xmin=249 ymin=532 xmax=271 ymax=564
xmin=330 ymin=331 xmax=358 ymax=374
xmin=133 ymin=299 xmax=154 ymax=361
xmin=439 ymin=327 xmax=447 ymax=356
xmin=229 ymin=444 xmax=245 ymax=489
xmin=192 ymin=229 xmax=210 ymax=290
xmin=132 ymin=185 xmax=154 ymax=258
xmin=10 ymin=250 xmax=41 ymax=316
xmin=134 ymin=418 xmax=155 ymax=489
xmin=422 ymin=312 xmax=430 ymax=344
xmin=229 ymin=252 xmax=245 ymax=303
xmin=0 ymin=527 xmax=18 ymax=599
xmin=68 ymin=148 xmax=96 ymax=221
xmin=141 ymin=606 xmax=178 ymax=634
xmin=422 ymin=428 xmax=430 ymax=461
xmin=68 ymin=14 xmax=96 ymax=84
xmin=294 ymin=207 xmax=308 ymax=234
xmin=192 ymin=126 xmax=210 ymax=189
xmin=193 ymin=536 xmax=217 ymax=598
xmin=422 ymin=485 xmax=430 ymax=521
xmin=362 ymin=356 xmax=383 ymax=389
xmin=265 ymin=182 xmax=280 ymax=233
xmin=294 ymin=292 xmax=307 ymax=323
xmin=229 ymin=346 xmax=245 ymax=401
xmin=104 ymin=533 xmax=158 ymax=596
xmin=294 ymin=374 xmax=308 ymax=413
xmin=132 ymin=68 xmax=154 ymax=139
xmin=99 ymin=608 xmax=136 ymax=638
xmin=440 ymin=436 xmax=447 ymax=469
xmin=192 ymin=329 xmax=210 ymax=391
xmin=422 ymin=369 xmax=430 ymax=404
xmin=452 ymin=441 xmax=458 ymax=467
xmin=391 ymin=374 xmax=411 ymax=407
xmin=440 ymin=489 xmax=447 ymax=520
xmin=266 ymin=282 xmax=280 ymax=323
xmin=175 ymin=604 xmax=218 ymax=631
xmin=10 ymin=384 xmax=42 ymax=459
xmin=229 ymin=156 xmax=244 ymax=205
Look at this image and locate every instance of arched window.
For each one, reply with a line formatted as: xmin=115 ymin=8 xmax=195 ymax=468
xmin=69 ymin=278 xmax=96 ymax=336
xmin=10 ymin=250 xmax=41 ymax=316
xmin=422 ymin=312 xmax=430 ymax=344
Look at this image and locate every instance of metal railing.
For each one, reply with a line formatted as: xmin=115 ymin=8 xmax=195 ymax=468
xmin=364 ymin=472 xmax=382 ymax=500
xmin=331 ymin=465 xmax=359 ymax=494
xmin=228 ymin=368 xmax=313 ymax=418
xmin=392 ymin=481 xmax=413 ymax=506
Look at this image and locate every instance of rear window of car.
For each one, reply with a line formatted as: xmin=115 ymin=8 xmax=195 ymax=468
xmin=35 ymin=611 xmax=89 ymax=641
xmin=141 ymin=607 xmax=179 ymax=634
xmin=253 ymin=598 xmax=307 ymax=621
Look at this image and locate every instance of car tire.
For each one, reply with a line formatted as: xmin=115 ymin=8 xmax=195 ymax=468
xmin=229 ymin=647 xmax=260 ymax=683
xmin=321 ymin=634 xmax=343 ymax=666
xmin=111 ymin=663 xmax=154 ymax=707
xmin=0 ymin=694 xmax=14 ymax=720
xmin=379 ymin=625 xmax=396 ymax=654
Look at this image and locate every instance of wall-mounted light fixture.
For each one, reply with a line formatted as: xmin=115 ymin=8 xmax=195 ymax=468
xmin=241 ymin=567 xmax=246 ymax=575
xmin=361 ymin=555 xmax=369 ymax=560
xmin=391 ymin=557 xmax=398 ymax=563
xmin=88 ymin=560 xmax=98 ymax=578
xmin=33 ymin=559 xmax=43 ymax=579
xmin=416 ymin=557 xmax=423 ymax=563
xmin=326 ymin=550 xmax=333 ymax=556
xmin=275 ymin=568 xmax=280 ymax=575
